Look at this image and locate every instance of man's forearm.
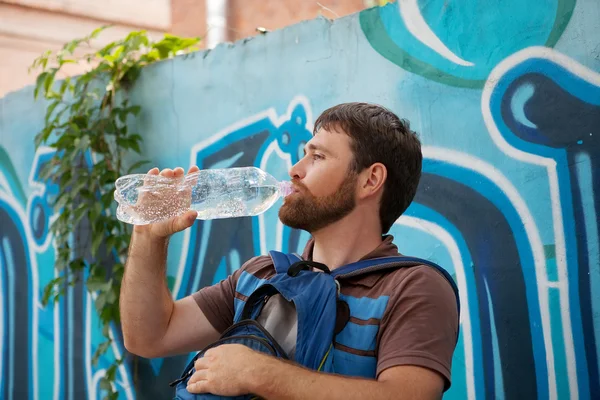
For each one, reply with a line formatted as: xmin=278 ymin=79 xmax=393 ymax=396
xmin=120 ymin=231 xmax=173 ymax=355
xmin=249 ymin=355 xmax=395 ymax=400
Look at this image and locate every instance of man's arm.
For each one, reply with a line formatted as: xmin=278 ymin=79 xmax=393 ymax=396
xmin=187 ymin=344 xmax=444 ymax=400
xmin=120 ymin=166 xmax=220 ymax=358
xmin=253 ymin=357 xmax=444 ymax=400
xmin=120 ymin=230 xmax=220 ymax=358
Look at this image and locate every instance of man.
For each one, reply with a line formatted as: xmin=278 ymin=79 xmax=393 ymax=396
xmin=121 ymin=103 xmax=459 ymax=399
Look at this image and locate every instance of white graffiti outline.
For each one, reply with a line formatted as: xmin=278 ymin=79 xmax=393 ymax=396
xmin=574 ymin=152 xmax=600 ymax=371
xmin=0 ymin=172 xmax=13 ymax=197
xmin=258 ymin=96 xmax=314 ymax=254
xmin=27 ymin=147 xmax=59 ymax=254
xmin=423 ymin=145 xmax=555 ymax=399
xmin=398 ymin=0 xmax=475 ymax=67
xmin=396 ymin=215 xmax=475 ymax=399
xmin=175 ymin=95 xmax=313 ymax=297
xmin=482 ymin=46 xmax=600 ymax=400
xmin=86 ymin=291 xmax=135 ymax=400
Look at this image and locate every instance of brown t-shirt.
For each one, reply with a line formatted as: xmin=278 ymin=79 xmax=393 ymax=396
xmin=192 ymin=235 xmax=459 ymax=389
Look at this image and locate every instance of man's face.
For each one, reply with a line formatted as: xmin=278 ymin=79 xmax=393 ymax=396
xmin=278 ymin=128 xmax=358 ymax=233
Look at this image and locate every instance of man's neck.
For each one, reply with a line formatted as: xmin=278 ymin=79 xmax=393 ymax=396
xmin=310 ymin=209 xmax=383 ymax=270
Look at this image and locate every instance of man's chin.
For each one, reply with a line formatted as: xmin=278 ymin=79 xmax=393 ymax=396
xmin=278 ymin=208 xmax=307 ymax=231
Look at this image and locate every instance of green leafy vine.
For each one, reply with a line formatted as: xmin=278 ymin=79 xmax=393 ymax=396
xmin=30 ymin=26 xmax=200 ymax=399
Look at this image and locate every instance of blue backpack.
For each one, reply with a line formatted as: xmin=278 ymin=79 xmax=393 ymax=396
xmin=170 ymin=251 xmax=460 ymax=399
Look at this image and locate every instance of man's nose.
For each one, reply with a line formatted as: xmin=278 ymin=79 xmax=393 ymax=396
xmin=288 ymin=160 xmax=305 ymax=180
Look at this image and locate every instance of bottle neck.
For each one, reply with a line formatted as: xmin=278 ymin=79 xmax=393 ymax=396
xmin=278 ymin=181 xmax=293 ymax=197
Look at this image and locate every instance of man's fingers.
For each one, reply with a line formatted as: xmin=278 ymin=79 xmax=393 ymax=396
xmin=143 ymin=167 xmax=159 ymax=187
xmin=160 ymin=168 xmax=174 ymax=177
xmin=173 ymin=167 xmax=185 ymax=178
xmin=187 ymin=379 xmax=208 ymax=394
xmin=188 ymin=368 xmax=207 ymax=385
xmin=194 ymin=356 xmax=209 ymax=371
xmin=187 ymin=363 xmax=208 ymax=393
xmin=168 ymin=211 xmax=197 ymax=235
xmin=180 ymin=210 xmax=198 ymax=229
xmin=186 ymin=165 xmax=200 ymax=187
xmin=150 ymin=211 xmax=196 ymax=237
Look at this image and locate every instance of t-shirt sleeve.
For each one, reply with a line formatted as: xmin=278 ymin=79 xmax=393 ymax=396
xmin=192 ymin=256 xmax=263 ymax=334
xmin=376 ymin=266 xmax=459 ymax=391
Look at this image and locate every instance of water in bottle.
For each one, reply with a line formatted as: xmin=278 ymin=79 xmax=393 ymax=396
xmin=114 ymin=167 xmax=293 ymax=225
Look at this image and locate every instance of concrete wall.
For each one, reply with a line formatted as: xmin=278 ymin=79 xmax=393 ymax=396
xmin=1 ymin=0 xmax=599 ymax=398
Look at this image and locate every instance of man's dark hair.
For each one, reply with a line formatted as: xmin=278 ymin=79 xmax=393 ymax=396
xmin=313 ymin=102 xmax=422 ymax=234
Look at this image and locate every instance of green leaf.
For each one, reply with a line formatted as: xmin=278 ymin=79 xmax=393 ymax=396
xmin=127 ymin=159 xmax=150 ymax=173
xmin=94 ymin=202 xmax=103 ymax=218
xmin=95 ymin=292 xmax=107 ymax=313
xmin=45 ymin=101 xmax=60 ymax=123
xmin=90 ymin=25 xmax=111 ymax=40
xmin=92 ymin=339 xmax=112 ymax=367
xmin=44 ymin=68 xmax=58 ymax=96
xmin=41 ymin=276 xmax=64 ymax=306
xmin=65 ymin=39 xmax=81 ymax=54
xmin=102 ymin=322 xmax=111 ymax=337
xmin=152 ymin=42 xmax=172 ymax=59
xmin=127 ymin=105 xmax=141 ymax=116
xmin=101 ymin=191 xmax=115 ymax=209
xmin=106 ymin=287 xmax=117 ymax=303
xmin=105 ymin=391 xmax=119 ymax=400
xmin=54 ymin=192 xmax=71 ymax=211
xmin=70 ymin=259 xmax=86 ymax=271
xmin=123 ymin=64 xmax=142 ymax=83
xmin=126 ymin=137 xmax=141 ymax=153
xmin=73 ymin=205 xmax=87 ymax=224
xmin=34 ymin=72 xmax=48 ymax=99
xmin=111 ymin=45 xmax=124 ymax=60
xmin=140 ymin=49 xmax=160 ymax=63
xmin=99 ymin=378 xmax=112 ymax=392
xmin=87 ymin=277 xmax=111 ymax=292
xmin=59 ymin=58 xmax=76 ymax=67
xmin=91 ymin=233 xmax=104 ymax=257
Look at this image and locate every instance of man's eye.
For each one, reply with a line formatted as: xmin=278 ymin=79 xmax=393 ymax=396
xmin=312 ymin=154 xmax=324 ymax=160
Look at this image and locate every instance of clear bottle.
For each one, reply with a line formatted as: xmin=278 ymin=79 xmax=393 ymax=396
xmin=114 ymin=167 xmax=292 ymax=225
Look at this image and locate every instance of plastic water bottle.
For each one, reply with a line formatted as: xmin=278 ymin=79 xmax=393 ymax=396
xmin=114 ymin=167 xmax=293 ymax=225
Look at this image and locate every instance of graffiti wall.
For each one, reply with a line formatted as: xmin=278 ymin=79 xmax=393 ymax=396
xmin=1 ymin=0 xmax=599 ymax=398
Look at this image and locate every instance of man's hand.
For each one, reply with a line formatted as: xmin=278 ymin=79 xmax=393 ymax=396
xmin=184 ymin=344 xmax=444 ymax=400
xmin=186 ymin=344 xmax=261 ymax=396
xmin=132 ymin=166 xmax=199 ymax=239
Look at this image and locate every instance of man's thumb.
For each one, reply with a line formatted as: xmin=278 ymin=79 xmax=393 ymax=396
xmin=173 ymin=210 xmax=198 ymax=232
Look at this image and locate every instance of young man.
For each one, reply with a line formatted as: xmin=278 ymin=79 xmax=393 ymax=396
xmin=121 ymin=103 xmax=459 ymax=399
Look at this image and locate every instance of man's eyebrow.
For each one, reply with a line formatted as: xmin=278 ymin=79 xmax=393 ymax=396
xmin=304 ymin=143 xmax=332 ymax=155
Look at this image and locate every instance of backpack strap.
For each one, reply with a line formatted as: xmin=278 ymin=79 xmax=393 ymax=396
xmin=269 ymin=250 xmax=303 ymax=275
xmin=332 ymin=256 xmax=461 ymax=318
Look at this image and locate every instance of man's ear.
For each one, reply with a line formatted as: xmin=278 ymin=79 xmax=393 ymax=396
xmin=358 ymin=163 xmax=387 ymax=200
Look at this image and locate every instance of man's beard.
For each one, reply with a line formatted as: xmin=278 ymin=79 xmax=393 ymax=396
xmin=278 ymin=172 xmax=357 ymax=233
